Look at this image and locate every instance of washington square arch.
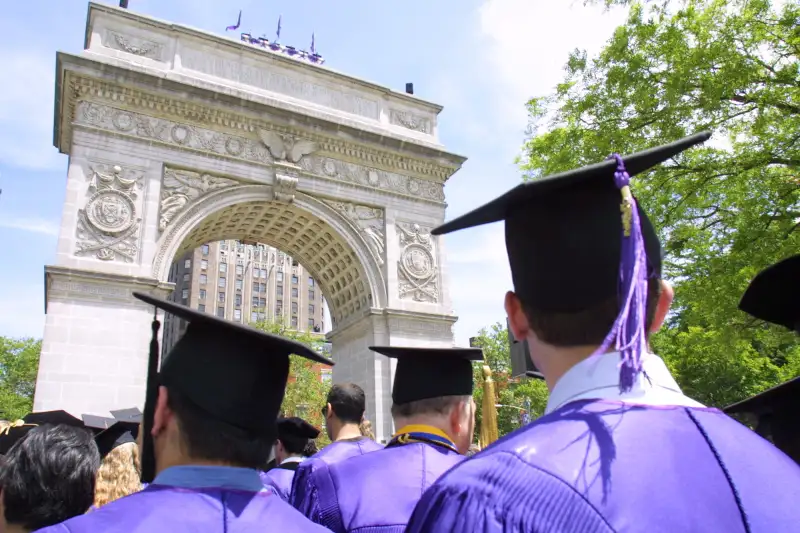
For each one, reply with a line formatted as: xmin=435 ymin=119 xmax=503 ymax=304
xmin=33 ymin=3 xmax=466 ymax=442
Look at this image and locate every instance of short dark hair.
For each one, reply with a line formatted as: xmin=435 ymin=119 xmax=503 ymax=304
xmin=524 ymin=279 xmax=663 ymax=347
xmin=168 ymin=387 xmax=272 ymax=469
xmin=0 ymin=424 xmax=100 ymax=531
xmin=391 ymin=395 xmax=470 ymax=419
xmin=277 ymin=435 xmax=308 ymax=456
xmin=326 ymin=383 xmax=366 ymax=424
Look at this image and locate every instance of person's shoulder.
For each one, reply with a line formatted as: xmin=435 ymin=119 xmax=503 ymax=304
xmin=261 ymin=496 xmax=333 ymax=531
xmin=33 ymin=489 xmax=164 ymax=532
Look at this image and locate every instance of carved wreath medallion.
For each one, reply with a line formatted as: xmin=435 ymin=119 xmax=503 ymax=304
xmin=85 ymin=190 xmax=136 ymax=234
xmin=400 ymin=243 xmax=434 ymax=279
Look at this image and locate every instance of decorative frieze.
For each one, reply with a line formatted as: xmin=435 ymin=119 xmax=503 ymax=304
xmin=103 ymin=30 xmax=163 ymax=60
xmin=159 ymin=168 xmax=239 ymax=232
xmin=323 ymin=200 xmax=386 ymax=266
xmin=75 ymin=164 xmax=144 ymax=263
xmin=258 ymin=130 xmax=317 ymax=164
xmin=396 ymin=223 xmax=439 ymax=303
xmin=66 ymin=76 xmax=459 ymax=182
xmin=390 ymin=110 xmax=431 ymax=134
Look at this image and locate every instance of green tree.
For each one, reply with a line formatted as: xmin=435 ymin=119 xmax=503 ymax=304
xmin=0 ymin=337 xmax=41 ymax=420
xmin=250 ymin=319 xmax=331 ymax=446
xmin=470 ymin=323 xmax=549 ymax=438
xmin=521 ymin=0 xmax=799 ymax=406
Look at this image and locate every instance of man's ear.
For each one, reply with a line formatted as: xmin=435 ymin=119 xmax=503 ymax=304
xmin=649 ymin=279 xmax=674 ymax=333
xmin=326 ymin=403 xmax=334 ymax=421
xmin=152 ymin=386 xmax=171 ymax=437
xmin=504 ymin=291 xmax=530 ymax=341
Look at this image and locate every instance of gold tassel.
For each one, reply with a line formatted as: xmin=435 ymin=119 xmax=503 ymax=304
xmin=479 ymin=366 xmax=499 ymax=448
xmin=620 ymin=185 xmax=634 ymax=237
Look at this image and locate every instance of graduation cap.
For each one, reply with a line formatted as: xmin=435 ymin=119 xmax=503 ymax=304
xmin=110 ymin=407 xmax=143 ymax=423
xmin=82 ymin=414 xmax=117 ymax=434
xmin=370 ymin=346 xmax=484 ymax=405
xmin=0 ymin=421 xmax=40 ymax=454
xmin=433 ymin=132 xmax=711 ymax=392
xmin=132 ymin=291 xmax=333 ymax=483
xmin=277 ymin=417 xmax=320 ymax=441
xmin=739 ymin=255 xmax=800 ymax=333
xmin=95 ymin=421 xmax=139 ymax=459
xmin=1 ymin=411 xmax=87 ymax=454
xmin=525 ymin=371 xmax=545 ymax=380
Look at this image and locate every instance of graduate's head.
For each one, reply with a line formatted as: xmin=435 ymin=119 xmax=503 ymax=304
xmin=92 ymin=421 xmax=141 ymax=508
xmin=375 ymin=346 xmax=483 ymax=455
xmin=323 ymin=383 xmax=366 ymax=440
xmin=133 ymin=292 xmax=333 ymax=482
xmin=433 ymin=133 xmax=711 ymax=390
xmin=0 ymin=424 xmax=100 ymax=532
xmin=274 ymin=417 xmax=320 ymax=463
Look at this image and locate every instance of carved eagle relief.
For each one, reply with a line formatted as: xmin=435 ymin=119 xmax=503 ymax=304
xmin=258 ymin=130 xmax=317 ymax=163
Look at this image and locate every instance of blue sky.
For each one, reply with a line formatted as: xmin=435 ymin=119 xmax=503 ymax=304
xmin=0 ymin=0 xmax=627 ymax=345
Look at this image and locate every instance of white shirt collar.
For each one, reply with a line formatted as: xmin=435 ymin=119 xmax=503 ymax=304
xmin=279 ymin=456 xmax=305 ymax=465
xmin=545 ymin=351 xmax=705 ymax=414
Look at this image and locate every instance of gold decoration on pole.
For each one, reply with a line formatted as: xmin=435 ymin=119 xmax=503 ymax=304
xmin=479 ymin=365 xmax=499 ymax=448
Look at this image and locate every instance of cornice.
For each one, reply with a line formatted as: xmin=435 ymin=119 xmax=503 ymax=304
xmin=55 ymin=56 xmax=465 ymax=183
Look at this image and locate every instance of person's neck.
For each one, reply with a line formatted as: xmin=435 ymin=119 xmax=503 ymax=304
xmin=529 ymin=341 xmax=602 ymax=392
xmin=333 ymin=422 xmax=362 ymax=442
xmin=5 ymin=522 xmax=29 ymax=533
xmin=393 ymin=416 xmax=452 ymax=441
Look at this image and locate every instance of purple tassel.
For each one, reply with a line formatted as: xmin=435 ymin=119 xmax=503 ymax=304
xmin=592 ymin=154 xmax=649 ymax=392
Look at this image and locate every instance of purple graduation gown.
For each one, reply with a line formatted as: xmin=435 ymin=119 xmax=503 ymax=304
xmin=261 ymin=461 xmax=300 ymax=501
xmin=406 ymin=400 xmax=800 ymax=532
xmin=291 ymin=437 xmax=383 ymax=515
xmin=36 ymin=467 xmax=326 ymax=532
xmin=304 ymin=442 xmax=463 ymax=533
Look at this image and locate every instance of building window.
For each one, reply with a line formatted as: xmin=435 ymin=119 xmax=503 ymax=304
xmin=292 ymin=275 xmax=299 ymax=284
xmin=256 ymin=283 xmax=264 ymax=293
xmin=220 ymin=241 xmax=228 ymax=250
xmin=260 ymin=268 xmax=267 ymax=279
xmin=277 ymin=271 xmax=284 ymax=282
xmin=276 ymin=300 xmax=283 ymax=315
xmin=202 ymin=244 xmax=209 ymax=255
xmin=184 ymin=259 xmax=191 ymax=269
xmin=181 ymin=289 xmax=189 ymax=300
xmin=200 ymin=274 xmax=207 ymax=284
xmin=258 ymin=312 xmax=266 ymax=320
xmin=216 ymin=307 xmax=224 ymax=317
xmin=292 ymin=287 xmax=298 ymax=298
xmin=309 ymin=304 xmax=315 ymax=315
xmin=235 ymin=294 xmax=242 ymax=306
xmin=198 ymin=304 xmax=206 ymax=312
xmin=199 ymin=289 xmax=207 ymax=300
xmin=219 ymin=263 xmax=227 ymax=273
xmin=251 ymin=311 xmax=259 ymax=322
xmin=291 ymin=301 xmax=298 ymax=315
xmin=252 ymin=296 xmax=260 ymax=307
xmin=309 ymin=289 xmax=315 ymax=300
xmin=183 ymin=273 xmax=189 ymax=282
xmin=276 ymin=284 xmax=283 ymax=295
xmin=253 ymin=267 xmax=260 ymax=278
xmin=259 ymin=297 xmax=266 ymax=307
xmin=218 ymin=277 xmax=226 ymax=288
xmin=201 ymin=259 xmax=208 ymax=270
xmin=308 ymin=277 xmax=314 ymax=287
xmin=308 ymin=318 xmax=315 ymax=330
xmin=218 ymin=292 xmax=225 ymax=302
xmin=235 ymin=279 xmax=243 ymax=290
xmin=234 ymin=309 xmax=242 ymax=321
xmin=291 ymin=316 xmax=298 ymax=328
xmin=236 ymin=264 xmax=243 ymax=275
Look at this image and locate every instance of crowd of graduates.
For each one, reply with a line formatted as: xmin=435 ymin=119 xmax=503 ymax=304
xmin=0 ymin=133 xmax=798 ymax=532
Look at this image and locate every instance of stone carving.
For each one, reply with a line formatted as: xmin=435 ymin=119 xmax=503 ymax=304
xmin=390 ymin=110 xmax=431 ymax=134
xmin=396 ymin=223 xmax=439 ymax=303
xmin=105 ymin=30 xmax=162 ymax=59
xmin=77 ymin=102 xmax=274 ymax=165
xmin=159 ymin=168 xmax=239 ymax=232
xmin=180 ymin=47 xmax=380 ymax=119
xmin=324 ymin=201 xmax=385 ymax=265
xmin=273 ymin=173 xmax=298 ymax=203
xmin=301 ymin=156 xmax=445 ymax=203
xmin=50 ymin=280 xmax=129 ymax=298
xmin=258 ymin=130 xmax=317 ymax=164
xmin=76 ymin=164 xmax=143 ymax=262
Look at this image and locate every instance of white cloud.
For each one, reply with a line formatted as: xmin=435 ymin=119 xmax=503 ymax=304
xmin=0 ymin=215 xmax=60 ymax=236
xmin=0 ymin=51 xmax=66 ymax=171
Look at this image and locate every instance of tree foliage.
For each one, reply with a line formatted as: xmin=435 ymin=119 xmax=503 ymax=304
xmin=470 ymin=323 xmax=549 ymax=438
xmin=250 ymin=319 xmax=331 ymax=446
xmin=522 ymin=0 xmax=799 ymax=406
xmin=0 ymin=337 xmax=41 ymax=421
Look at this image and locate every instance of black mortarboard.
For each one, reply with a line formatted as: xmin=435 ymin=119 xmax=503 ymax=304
xmin=0 ymin=422 xmax=39 ymax=454
xmin=433 ymin=132 xmax=711 ymax=392
xmin=24 ymin=410 xmax=84 ymax=427
xmin=370 ymin=346 xmax=484 ymax=405
xmin=739 ymin=255 xmax=800 ymax=333
xmin=277 ymin=417 xmax=320 ymax=441
xmin=110 ymin=407 xmax=143 ymax=423
xmin=132 ymin=291 xmax=333 ymax=483
xmin=82 ymin=414 xmax=117 ymax=434
xmin=525 ymin=371 xmax=545 ymax=380
xmin=95 ymin=421 xmax=139 ymax=459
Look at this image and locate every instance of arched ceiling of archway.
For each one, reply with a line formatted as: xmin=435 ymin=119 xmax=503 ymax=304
xmin=176 ymin=201 xmax=371 ymax=325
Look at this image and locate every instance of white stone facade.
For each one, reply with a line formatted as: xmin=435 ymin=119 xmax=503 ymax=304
xmin=35 ymin=2 xmax=465 ymax=442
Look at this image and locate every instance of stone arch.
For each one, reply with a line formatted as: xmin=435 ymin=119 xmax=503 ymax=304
xmin=152 ymin=184 xmax=387 ymax=327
